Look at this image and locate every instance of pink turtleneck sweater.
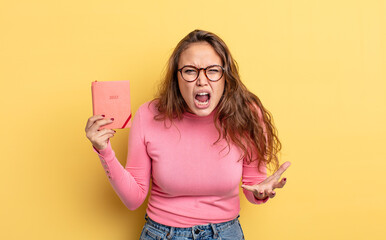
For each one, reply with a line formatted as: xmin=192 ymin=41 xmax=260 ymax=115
xmin=92 ymin=101 xmax=268 ymax=227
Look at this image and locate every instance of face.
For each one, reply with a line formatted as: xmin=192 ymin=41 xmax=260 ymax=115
xmin=177 ymin=42 xmax=225 ymax=117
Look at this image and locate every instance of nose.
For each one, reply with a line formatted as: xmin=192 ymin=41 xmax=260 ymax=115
xmin=196 ymin=69 xmax=209 ymax=86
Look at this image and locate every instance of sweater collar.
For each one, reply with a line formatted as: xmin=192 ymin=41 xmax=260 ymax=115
xmin=182 ymin=107 xmax=218 ymax=122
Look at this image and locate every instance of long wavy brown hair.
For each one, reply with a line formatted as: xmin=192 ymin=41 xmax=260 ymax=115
xmin=151 ymin=29 xmax=281 ymax=172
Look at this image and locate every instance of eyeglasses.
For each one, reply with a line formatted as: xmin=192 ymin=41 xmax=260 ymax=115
xmin=177 ymin=65 xmax=224 ymax=82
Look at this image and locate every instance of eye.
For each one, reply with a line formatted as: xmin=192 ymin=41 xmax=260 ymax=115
xmin=183 ymin=68 xmax=197 ymax=75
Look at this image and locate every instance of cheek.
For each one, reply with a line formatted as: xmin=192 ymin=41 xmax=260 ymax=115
xmin=177 ymin=78 xmax=191 ymax=101
xmin=215 ymin=81 xmax=225 ymax=99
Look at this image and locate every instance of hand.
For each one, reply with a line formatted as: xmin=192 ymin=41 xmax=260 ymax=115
xmin=241 ymin=161 xmax=291 ymax=200
xmin=85 ymin=115 xmax=116 ymax=151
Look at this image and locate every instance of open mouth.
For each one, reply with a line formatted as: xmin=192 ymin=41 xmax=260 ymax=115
xmin=194 ymin=92 xmax=211 ymax=106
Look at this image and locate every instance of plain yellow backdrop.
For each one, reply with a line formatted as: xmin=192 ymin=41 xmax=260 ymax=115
xmin=1 ymin=0 xmax=385 ymax=239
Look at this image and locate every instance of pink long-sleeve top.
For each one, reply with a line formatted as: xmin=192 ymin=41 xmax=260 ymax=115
xmin=92 ymin=101 xmax=268 ymax=227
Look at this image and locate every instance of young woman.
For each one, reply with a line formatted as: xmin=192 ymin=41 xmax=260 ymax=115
xmin=85 ymin=29 xmax=290 ymax=240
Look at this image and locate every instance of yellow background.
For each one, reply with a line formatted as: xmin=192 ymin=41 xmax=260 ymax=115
xmin=1 ymin=0 xmax=385 ymax=239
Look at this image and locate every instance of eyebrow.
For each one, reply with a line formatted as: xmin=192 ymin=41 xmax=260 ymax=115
xmin=179 ymin=64 xmax=222 ymax=68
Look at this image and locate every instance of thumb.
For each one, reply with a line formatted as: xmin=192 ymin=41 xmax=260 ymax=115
xmin=241 ymin=184 xmax=255 ymax=192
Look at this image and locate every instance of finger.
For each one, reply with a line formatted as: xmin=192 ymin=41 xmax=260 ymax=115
xmin=269 ymin=190 xmax=276 ymax=198
xmin=99 ymin=132 xmax=116 ymax=141
xmin=273 ymin=161 xmax=291 ymax=178
xmin=252 ymin=190 xmax=266 ymax=200
xmin=88 ymin=128 xmax=115 ymax=140
xmin=258 ymin=190 xmax=266 ymax=199
xmin=98 ymin=131 xmax=116 ymax=143
xmin=241 ymin=184 xmax=255 ymax=192
xmin=89 ymin=118 xmax=115 ymax=133
xmin=85 ymin=115 xmax=106 ymax=131
xmin=88 ymin=131 xmax=116 ymax=150
xmin=272 ymin=177 xmax=287 ymax=189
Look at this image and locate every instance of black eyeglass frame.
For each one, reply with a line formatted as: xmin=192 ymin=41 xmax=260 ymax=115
xmin=177 ymin=64 xmax=225 ymax=82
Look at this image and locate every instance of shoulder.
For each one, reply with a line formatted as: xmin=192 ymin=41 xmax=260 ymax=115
xmin=135 ymin=99 xmax=159 ymax=119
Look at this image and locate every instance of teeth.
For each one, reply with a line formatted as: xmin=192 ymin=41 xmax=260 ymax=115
xmin=195 ymin=92 xmax=210 ymax=106
xmin=195 ymin=99 xmax=209 ymax=105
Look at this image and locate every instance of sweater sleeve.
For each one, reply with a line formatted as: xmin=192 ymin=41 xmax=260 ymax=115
xmin=92 ymin=107 xmax=151 ymax=210
xmin=242 ymin=160 xmax=269 ymax=204
xmin=241 ymin=105 xmax=269 ymax=205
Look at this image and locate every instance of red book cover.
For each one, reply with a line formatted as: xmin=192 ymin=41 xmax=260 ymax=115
xmin=91 ymin=80 xmax=132 ymax=130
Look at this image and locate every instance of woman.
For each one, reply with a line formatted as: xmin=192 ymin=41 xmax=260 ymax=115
xmin=85 ymin=29 xmax=290 ymax=240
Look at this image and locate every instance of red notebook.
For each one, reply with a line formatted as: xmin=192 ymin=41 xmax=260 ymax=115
xmin=91 ymin=80 xmax=132 ymax=130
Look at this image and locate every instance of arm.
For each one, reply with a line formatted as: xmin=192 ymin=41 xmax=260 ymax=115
xmin=92 ymin=108 xmax=151 ymax=210
xmin=241 ymin=104 xmax=269 ymax=204
xmin=241 ymin=104 xmax=290 ymax=201
xmin=242 ymin=160 xmax=269 ymax=204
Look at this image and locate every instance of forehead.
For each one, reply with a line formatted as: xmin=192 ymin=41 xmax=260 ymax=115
xmin=178 ymin=42 xmax=222 ymax=67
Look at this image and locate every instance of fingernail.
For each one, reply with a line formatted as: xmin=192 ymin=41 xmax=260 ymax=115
xmin=102 ymin=114 xmax=105 ymax=117
xmin=110 ymin=118 xmax=114 ymax=121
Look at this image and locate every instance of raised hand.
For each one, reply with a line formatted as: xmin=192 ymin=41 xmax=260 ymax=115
xmin=241 ymin=161 xmax=291 ymax=200
xmin=85 ymin=115 xmax=116 ymax=151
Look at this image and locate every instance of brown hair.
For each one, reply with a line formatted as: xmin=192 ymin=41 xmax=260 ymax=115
xmin=152 ymin=29 xmax=281 ymax=172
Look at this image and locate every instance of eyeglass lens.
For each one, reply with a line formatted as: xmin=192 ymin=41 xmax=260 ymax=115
xmin=181 ymin=66 xmax=223 ymax=82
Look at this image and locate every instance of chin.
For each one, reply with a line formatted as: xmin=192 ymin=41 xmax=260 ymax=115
xmin=193 ymin=110 xmax=213 ymax=116
xmin=189 ymin=104 xmax=215 ymax=117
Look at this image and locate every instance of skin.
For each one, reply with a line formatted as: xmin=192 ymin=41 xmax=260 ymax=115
xmin=85 ymin=115 xmax=115 ymax=150
xmin=86 ymin=41 xmax=291 ymax=200
xmin=176 ymin=41 xmax=291 ymax=200
xmin=242 ymin=161 xmax=291 ymax=200
xmin=177 ymin=42 xmax=225 ymax=117
xmin=85 ymin=119 xmax=291 ymax=200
